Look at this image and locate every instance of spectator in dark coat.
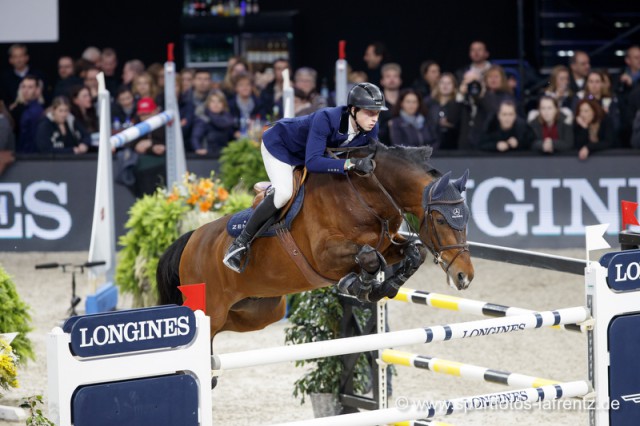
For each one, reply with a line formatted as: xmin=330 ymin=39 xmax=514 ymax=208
xmin=528 ymin=96 xmax=574 ymax=154
xmin=52 ymin=56 xmax=82 ymax=98
xmin=228 ymin=72 xmax=264 ymax=135
xmin=569 ymin=51 xmax=590 ymax=94
xmin=574 ymin=99 xmax=614 ymax=161
xmin=35 ymin=96 xmax=89 ymax=154
xmin=111 ymin=86 xmax=137 ymax=130
xmin=425 ymin=73 xmax=461 ymax=150
xmin=11 ymin=75 xmax=44 ymax=153
xmin=259 ymin=58 xmax=289 ymax=120
xmin=0 ymin=100 xmax=15 ymax=152
xmin=70 ymin=85 xmax=98 ymax=147
xmin=363 ymin=42 xmax=387 ymax=88
xmin=388 ymin=89 xmax=436 ymax=148
xmin=413 ymin=60 xmax=440 ymax=100
xmin=191 ymin=91 xmax=235 ymax=157
xmin=1 ymin=44 xmax=47 ymax=106
xmin=479 ymin=100 xmax=532 ymax=152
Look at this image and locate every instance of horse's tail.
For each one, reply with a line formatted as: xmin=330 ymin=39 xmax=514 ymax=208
xmin=157 ymin=230 xmax=195 ymax=306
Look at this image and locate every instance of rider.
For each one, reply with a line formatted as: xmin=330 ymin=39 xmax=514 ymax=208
xmin=223 ymin=82 xmax=388 ymax=272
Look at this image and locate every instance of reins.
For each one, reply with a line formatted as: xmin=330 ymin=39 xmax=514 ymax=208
xmin=327 ymin=146 xmax=411 ymax=250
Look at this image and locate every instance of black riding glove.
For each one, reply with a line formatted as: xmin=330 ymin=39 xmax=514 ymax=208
xmin=351 ymin=154 xmax=375 ymax=174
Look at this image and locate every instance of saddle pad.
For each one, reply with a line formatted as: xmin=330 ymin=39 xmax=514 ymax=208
xmin=226 ymin=186 xmax=305 ymax=238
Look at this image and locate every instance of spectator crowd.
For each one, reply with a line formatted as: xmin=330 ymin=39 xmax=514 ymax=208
xmin=1 ymin=40 xmax=640 ymax=172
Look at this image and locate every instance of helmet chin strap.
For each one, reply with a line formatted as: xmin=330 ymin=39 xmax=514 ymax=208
xmin=350 ymin=107 xmax=366 ymax=133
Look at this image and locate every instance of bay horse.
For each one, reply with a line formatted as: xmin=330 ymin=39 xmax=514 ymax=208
xmin=157 ymin=141 xmax=474 ymax=338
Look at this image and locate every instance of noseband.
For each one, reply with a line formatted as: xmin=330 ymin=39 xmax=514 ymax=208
xmin=423 ymin=182 xmax=470 ymax=274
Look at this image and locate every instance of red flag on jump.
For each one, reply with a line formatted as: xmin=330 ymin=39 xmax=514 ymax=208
xmin=621 ymin=200 xmax=639 ymax=230
xmin=178 ymin=283 xmax=206 ymax=314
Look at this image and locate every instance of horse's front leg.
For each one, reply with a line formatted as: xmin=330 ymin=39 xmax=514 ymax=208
xmin=369 ymin=240 xmax=428 ymax=301
xmin=337 ymin=244 xmax=386 ymax=302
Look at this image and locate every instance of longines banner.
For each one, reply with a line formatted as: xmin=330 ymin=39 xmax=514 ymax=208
xmin=0 ymin=154 xmax=637 ymax=251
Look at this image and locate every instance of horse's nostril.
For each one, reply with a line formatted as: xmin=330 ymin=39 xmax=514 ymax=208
xmin=458 ymin=272 xmax=466 ymax=282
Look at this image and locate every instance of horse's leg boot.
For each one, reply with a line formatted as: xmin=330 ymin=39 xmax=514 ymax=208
xmin=223 ymin=191 xmax=279 ymax=273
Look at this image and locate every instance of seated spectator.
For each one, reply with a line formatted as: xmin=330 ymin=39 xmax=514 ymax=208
xmin=84 ymin=66 xmax=100 ymax=102
xmin=426 ymin=73 xmax=461 ymax=150
xmin=455 ymin=40 xmax=491 ymax=84
xmin=181 ymin=69 xmax=212 ymax=142
xmin=528 ymin=96 xmax=573 ymax=154
xmin=543 ymin=65 xmax=574 ymax=110
xmin=574 ymin=99 xmax=614 ymax=160
xmin=259 ymin=58 xmax=289 ymax=120
xmin=413 ymin=60 xmax=440 ymax=100
xmin=191 ymin=91 xmax=235 ymax=157
xmin=122 ymin=59 xmax=145 ymax=89
xmin=2 ymin=44 xmax=47 ymax=106
xmin=179 ymin=68 xmax=195 ymax=98
xmin=35 ymin=96 xmax=89 ymax=154
xmin=569 ymin=51 xmax=590 ymax=93
xmin=482 ymin=65 xmax=516 ymax=116
xmin=70 ymin=85 xmax=99 ymax=146
xmin=221 ymin=56 xmax=250 ymax=99
xmin=228 ymin=72 xmax=263 ymax=135
xmin=293 ymin=67 xmax=327 ymax=114
xmin=81 ymin=46 xmax=101 ymax=66
xmin=293 ymin=87 xmax=313 ymax=117
xmin=131 ymin=97 xmax=166 ymax=197
xmin=53 ymin=56 xmax=82 ymax=98
xmin=100 ymin=48 xmax=121 ymax=95
xmin=10 ymin=75 xmax=44 ymax=153
xmin=388 ymin=88 xmax=436 ymax=148
xmin=0 ymin=100 xmax=15 ymax=152
xmin=112 ymin=86 xmax=137 ymax=131
xmin=377 ymin=63 xmax=403 ymax=144
xmin=577 ymin=70 xmax=621 ymax=140
xmin=479 ymin=100 xmax=532 ymax=152
xmin=146 ymin=63 xmax=165 ymax=109
xmin=363 ymin=41 xmax=387 ymax=88
xmin=132 ymin=72 xmax=160 ymax=105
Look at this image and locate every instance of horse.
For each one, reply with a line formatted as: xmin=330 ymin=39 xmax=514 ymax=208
xmin=157 ymin=140 xmax=474 ymax=338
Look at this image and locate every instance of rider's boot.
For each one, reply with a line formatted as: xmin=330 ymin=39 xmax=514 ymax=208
xmin=223 ymin=190 xmax=279 ymax=273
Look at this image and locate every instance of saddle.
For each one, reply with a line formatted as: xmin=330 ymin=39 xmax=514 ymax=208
xmin=252 ymin=167 xmax=307 ymax=221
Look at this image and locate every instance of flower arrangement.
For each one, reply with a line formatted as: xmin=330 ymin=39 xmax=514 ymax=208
xmin=116 ymin=171 xmax=253 ymax=307
xmin=0 ymin=338 xmax=18 ymax=393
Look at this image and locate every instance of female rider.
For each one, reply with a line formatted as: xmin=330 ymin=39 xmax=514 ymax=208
xmin=223 ymin=82 xmax=387 ymax=272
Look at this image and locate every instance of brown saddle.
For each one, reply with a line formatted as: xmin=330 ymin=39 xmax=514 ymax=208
xmin=252 ymin=167 xmax=307 ymax=221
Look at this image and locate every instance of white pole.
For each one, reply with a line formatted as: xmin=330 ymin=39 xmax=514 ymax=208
xmin=164 ymin=43 xmax=187 ymax=188
xmin=269 ymin=381 xmax=590 ymax=426
xmin=335 ymin=40 xmax=348 ymax=106
xmin=88 ymin=72 xmax=116 ymax=284
xmin=282 ymin=68 xmax=294 ymax=118
xmin=212 ymin=307 xmax=588 ymax=372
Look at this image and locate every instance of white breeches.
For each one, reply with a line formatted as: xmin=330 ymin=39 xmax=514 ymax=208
xmin=261 ymin=142 xmax=295 ymax=209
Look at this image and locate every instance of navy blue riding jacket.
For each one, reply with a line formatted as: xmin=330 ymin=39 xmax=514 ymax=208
xmin=262 ymin=106 xmax=379 ymax=174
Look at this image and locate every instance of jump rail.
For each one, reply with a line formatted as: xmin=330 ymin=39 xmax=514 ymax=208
xmin=268 ymin=381 xmax=590 ymax=426
xmin=382 ymin=349 xmax=560 ymax=388
xmin=392 ymin=288 xmax=582 ymax=332
xmin=212 ymin=307 xmax=588 ymax=372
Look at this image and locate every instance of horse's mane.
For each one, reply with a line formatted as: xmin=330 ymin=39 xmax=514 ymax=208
xmin=368 ymin=140 xmax=440 ymax=176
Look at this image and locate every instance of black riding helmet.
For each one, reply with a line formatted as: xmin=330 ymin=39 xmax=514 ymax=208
xmin=347 ymin=82 xmax=388 ymax=111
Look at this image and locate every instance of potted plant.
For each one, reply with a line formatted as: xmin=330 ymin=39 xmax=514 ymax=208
xmin=284 ymin=286 xmax=373 ymax=418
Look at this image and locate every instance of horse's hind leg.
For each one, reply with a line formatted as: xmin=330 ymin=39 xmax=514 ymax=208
xmin=222 ymin=296 xmax=287 ymax=333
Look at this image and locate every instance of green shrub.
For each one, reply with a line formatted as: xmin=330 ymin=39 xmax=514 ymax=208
xmin=0 ymin=266 xmax=34 ymax=365
xmin=219 ymin=138 xmax=268 ymax=189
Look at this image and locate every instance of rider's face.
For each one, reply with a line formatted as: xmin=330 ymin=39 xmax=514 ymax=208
xmin=354 ymin=108 xmax=380 ymax=131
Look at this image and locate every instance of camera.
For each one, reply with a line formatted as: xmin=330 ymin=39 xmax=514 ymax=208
xmin=467 ymin=80 xmax=482 ymax=100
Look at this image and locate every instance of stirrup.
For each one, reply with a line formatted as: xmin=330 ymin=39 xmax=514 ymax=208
xmin=223 ymin=242 xmax=250 ymax=273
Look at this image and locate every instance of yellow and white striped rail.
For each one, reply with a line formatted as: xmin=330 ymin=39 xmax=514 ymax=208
xmin=391 ymin=288 xmax=582 ymax=332
xmin=382 ymin=349 xmax=558 ymax=388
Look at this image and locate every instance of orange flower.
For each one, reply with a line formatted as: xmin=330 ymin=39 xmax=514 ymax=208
xmin=217 ymin=187 xmax=229 ymax=201
xmin=167 ymin=193 xmax=179 ymax=203
xmin=187 ymin=193 xmax=199 ymax=205
xmin=199 ymin=200 xmax=213 ymax=212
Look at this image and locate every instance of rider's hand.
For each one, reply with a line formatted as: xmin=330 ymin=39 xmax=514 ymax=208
xmin=351 ymin=154 xmax=375 ymax=174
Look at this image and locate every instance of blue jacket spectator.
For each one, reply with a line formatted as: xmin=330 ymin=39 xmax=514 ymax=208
xmin=191 ymin=91 xmax=235 ymax=157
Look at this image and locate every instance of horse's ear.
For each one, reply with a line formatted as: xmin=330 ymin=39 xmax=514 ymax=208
xmin=453 ymin=169 xmax=469 ymax=193
xmin=431 ymin=171 xmax=451 ymax=200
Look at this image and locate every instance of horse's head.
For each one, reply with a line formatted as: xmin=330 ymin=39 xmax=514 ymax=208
xmin=421 ymin=170 xmax=474 ymax=290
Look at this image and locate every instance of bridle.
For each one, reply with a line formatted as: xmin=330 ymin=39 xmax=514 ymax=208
xmin=422 ymin=182 xmax=470 ymax=274
xmin=327 ymin=146 xmax=470 ymax=273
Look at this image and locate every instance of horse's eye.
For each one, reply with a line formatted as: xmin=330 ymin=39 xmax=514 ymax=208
xmin=436 ymin=218 xmax=446 ymax=225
